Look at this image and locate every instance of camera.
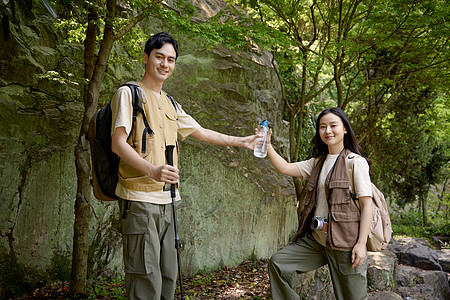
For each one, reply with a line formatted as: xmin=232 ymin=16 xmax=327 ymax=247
xmin=311 ymin=216 xmax=328 ymax=231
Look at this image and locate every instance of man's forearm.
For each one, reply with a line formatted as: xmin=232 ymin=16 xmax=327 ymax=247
xmin=111 ymin=127 xmax=179 ymax=183
xmin=191 ymin=128 xmax=252 ymax=148
xmin=111 ymin=136 xmax=156 ymax=178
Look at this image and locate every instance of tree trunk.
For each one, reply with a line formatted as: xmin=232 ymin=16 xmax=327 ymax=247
xmin=422 ymin=197 xmax=427 ymax=226
xmin=70 ymin=139 xmax=92 ymax=296
xmin=70 ymin=3 xmax=116 ymax=294
xmin=68 ymin=0 xmax=153 ymax=292
xmin=437 ymin=180 xmax=449 ymax=218
xmin=69 ymin=8 xmax=99 ymax=295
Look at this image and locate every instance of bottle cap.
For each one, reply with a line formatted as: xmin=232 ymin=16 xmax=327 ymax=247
xmin=260 ymin=120 xmax=269 ymax=127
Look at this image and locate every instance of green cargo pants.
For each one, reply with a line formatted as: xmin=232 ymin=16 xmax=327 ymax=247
xmin=120 ymin=199 xmax=177 ymax=300
xmin=269 ymin=231 xmax=367 ymax=300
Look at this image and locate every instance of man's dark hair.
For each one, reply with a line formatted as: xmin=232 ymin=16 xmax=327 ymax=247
xmin=144 ymin=32 xmax=179 ymax=60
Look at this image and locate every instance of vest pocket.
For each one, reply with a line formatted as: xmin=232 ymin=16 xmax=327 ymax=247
xmin=330 ymin=211 xmax=360 ymax=248
xmin=331 ymin=211 xmax=360 ymax=222
xmin=164 ymin=111 xmax=178 ymax=121
xmin=119 ymin=174 xmax=164 ymax=192
xmin=164 ymin=111 xmax=178 ymax=145
xmin=328 ymin=180 xmax=351 ymax=204
xmin=328 ymin=180 xmax=349 ymax=189
xmin=139 ymin=135 xmax=154 ymax=159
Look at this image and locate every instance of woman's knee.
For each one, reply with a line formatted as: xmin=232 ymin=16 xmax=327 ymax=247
xmin=269 ymin=251 xmax=282 ymax=267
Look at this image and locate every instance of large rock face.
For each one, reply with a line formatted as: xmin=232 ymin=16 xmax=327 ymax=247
xmin=0 ymin=0 xmax=297 ymax=297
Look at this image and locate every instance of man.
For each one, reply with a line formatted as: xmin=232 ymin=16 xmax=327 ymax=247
xmin=111 ymin=32 xmax=256 ymax=299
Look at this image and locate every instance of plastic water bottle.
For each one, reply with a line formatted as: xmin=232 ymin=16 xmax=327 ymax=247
xmin=254 ymin=120 xmax=269 ymax=158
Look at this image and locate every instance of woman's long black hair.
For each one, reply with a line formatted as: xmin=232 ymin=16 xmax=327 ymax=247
xmin=313 ymin=107 xmax=370 ymax=165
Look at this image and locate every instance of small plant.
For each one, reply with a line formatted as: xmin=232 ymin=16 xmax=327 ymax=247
xmin=437 ymin=239 xmax=450 ymax=249
xmin=86 ymin=278 xmax=126 ymax=299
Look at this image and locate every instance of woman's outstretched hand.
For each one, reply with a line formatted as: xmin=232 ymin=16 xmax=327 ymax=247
xmin=254 ymin=127 xmax=272 ymax=146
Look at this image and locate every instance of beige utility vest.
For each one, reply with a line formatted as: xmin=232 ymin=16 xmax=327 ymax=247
xmin=118 ymin=87 xmax=178 ymax=192
xmin=295 ymin=149 xmax=361 ymax=250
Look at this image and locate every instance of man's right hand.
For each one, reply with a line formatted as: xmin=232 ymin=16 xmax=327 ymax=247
xmin=151 ymin=164 xmax=179 ymax=184
xmin=112 ymin=126 xmax=180 ymax=183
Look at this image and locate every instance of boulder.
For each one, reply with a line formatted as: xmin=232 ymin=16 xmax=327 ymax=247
xmin=437 ymin=249 xmax=450 ymax=273
xmin=295 ymin=265 xmax=335 ymax=300
xmin=367 ymin=250 xmax=397 ymax=291
xmin=396 ymin=264 xmax=450 ymax=300
xmin=368 ymin=291 xmax=402 ymax=300
xmin=388 ymin=238 xmax=442 ymax=271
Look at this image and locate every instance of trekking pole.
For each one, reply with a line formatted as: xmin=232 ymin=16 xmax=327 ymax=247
xmin=165 ymin=145 xmax=185 ymax=300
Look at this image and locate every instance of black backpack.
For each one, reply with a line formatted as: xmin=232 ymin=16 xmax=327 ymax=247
xmin=87 ymin=83 xmax=178 ymax=201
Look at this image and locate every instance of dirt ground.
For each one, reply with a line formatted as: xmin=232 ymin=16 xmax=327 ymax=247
xmin=18 ymin=259 xmax=270 ymax=299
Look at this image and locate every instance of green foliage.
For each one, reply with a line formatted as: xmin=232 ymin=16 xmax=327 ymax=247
xmin=55 ymin=16 xmax=87 ymax=43
xmin=85 ymin=278 xmax=126 ymax=299
xmin=38 ymin=70 xmax=81 ymax=87
xmin=391 ymin=166 xmax=449 ymax=245
xmin=391 ymin=206 xmax=450 ymax=245
xmin=173 ymin=3 xmax=290 ymax=53
xmin=362 ymin=87 xmax=449 ymax=207
xmin=118 ymin=26 xmax=148 ymax=59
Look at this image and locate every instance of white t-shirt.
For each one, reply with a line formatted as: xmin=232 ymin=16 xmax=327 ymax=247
xmin=295 ymin=153 xmax=372 ymax=245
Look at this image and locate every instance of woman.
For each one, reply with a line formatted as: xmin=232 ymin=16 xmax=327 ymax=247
xmin=266 ymin=108 xmax=372 ymax=300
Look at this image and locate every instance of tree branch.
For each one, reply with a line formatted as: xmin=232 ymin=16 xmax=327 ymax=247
xmin=114 ymin=1 xmax=162 ymax=40
xmin=271 ymin=50 xmax=291 ymax=111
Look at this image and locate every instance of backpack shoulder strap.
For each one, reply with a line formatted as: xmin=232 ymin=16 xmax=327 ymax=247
xmin=122 ymin=83 xmax=154 ymax=152
xmin=122 ymin=83 xmax=141 ymax=118
xmin=346 ymin=152 xmax=360 ymax=200
xmin=164 ymin=91 xmax=178 ymax=111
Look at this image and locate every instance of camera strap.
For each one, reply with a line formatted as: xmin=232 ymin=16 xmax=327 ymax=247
xmin=326 ymin=151 xmax=342 ymax=202
xmin=313 ymin=157 xmax=326 ymax=210
xmin=311 ymin=151 xmax=342 ymax=232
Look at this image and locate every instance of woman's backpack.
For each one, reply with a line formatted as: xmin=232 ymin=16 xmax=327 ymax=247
xmin=348 ymin=155 xmax=393 ymax=252
xmin=366 ymin=183 xmax=392 ymax=251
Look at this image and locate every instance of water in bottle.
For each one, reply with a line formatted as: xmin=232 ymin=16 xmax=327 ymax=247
xmin=254 ymin=120 xmax=269 ymax=158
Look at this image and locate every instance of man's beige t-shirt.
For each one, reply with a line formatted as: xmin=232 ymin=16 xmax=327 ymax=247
xmin=295 ymin=153 xmax=372 ymax=246
xmin=111 ymin=82 xmax=201 ymax=204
